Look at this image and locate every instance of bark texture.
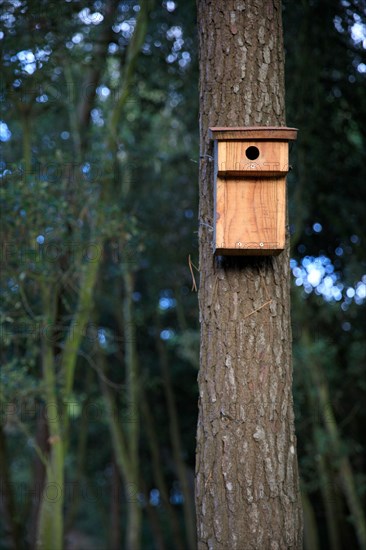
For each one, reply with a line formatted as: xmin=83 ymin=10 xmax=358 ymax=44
xmin=195 ymin=1 xmax=303 ymax=548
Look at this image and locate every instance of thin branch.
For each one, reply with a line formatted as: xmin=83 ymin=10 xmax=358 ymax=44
xmin=108 ymin=0 xmax=153 ymax=148
xmin=188 ymin=254 xmax=198 ymax=292
xmin=76 ymin=348 xmax=125 ymax=390
xmin=242 ymin=300 xmax=272 ymax=319
xmin=14 ymin=418 xmax=49 ymax=468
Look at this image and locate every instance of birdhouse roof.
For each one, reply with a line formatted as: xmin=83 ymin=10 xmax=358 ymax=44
xmin=209 ymin=127 xmax=298 ymax=141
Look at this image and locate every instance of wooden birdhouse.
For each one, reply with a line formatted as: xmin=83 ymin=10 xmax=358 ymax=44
xmin=209 ymin=127 xmax=297 ymax=255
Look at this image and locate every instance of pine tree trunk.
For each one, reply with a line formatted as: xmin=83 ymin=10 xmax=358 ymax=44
xmin=195 ymin=1 xmax=303 ymax=548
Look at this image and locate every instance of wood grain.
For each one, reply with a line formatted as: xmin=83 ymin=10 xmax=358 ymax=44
xmin=214 ymin=176 xmax=286 ymax=255
xmin=217 ymin=140 xmax=289 ymax=177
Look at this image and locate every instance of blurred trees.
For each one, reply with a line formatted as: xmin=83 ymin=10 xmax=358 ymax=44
xmin=1 ymin=1 xmax=198 ymax=548
xmin=285 ymin=1 xmax=366 ymax=548
xmin=0 ymin=0 xmax=365 ymax=549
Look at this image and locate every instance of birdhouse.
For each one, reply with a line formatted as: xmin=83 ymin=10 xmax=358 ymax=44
xmin=209 ymin=127 xmax=297 ymax=255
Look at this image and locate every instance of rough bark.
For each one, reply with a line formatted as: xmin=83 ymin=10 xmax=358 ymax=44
xmin=195 ymin=1 xmax=303 ymax=548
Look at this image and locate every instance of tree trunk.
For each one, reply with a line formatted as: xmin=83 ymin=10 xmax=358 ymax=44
xmin=140 ymin=389 xmax=184 ymax=549
xmin=156 ymin=319 xmax=196 ymax=550
xmin=36 ymin=285 xmax=64 ymax=550
xmin=110 ymin=455 xmax=122 ymax=550
xmin=122 ymin=269 xmax=142 ymax=550
xmin=304 ymin=331 xmax=366 ymax=550
xmin=301 ymin=490 xmax=319 ymax=550
xmin=195 ymin=1 xmax=303 ymax=548
xmin=0 ymin=423 xmax=22 ymax=549
xmin=28 ymin=405 xmax=48 ymax=549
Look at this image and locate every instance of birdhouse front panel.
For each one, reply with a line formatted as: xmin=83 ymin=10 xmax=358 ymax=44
xmin=215 ymin=177 xmax=286 ymax=255
xmin=217 ymin=140 xmax=289 ymax=177
xmin=209 ymin=127 xmax=297 ymax=256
